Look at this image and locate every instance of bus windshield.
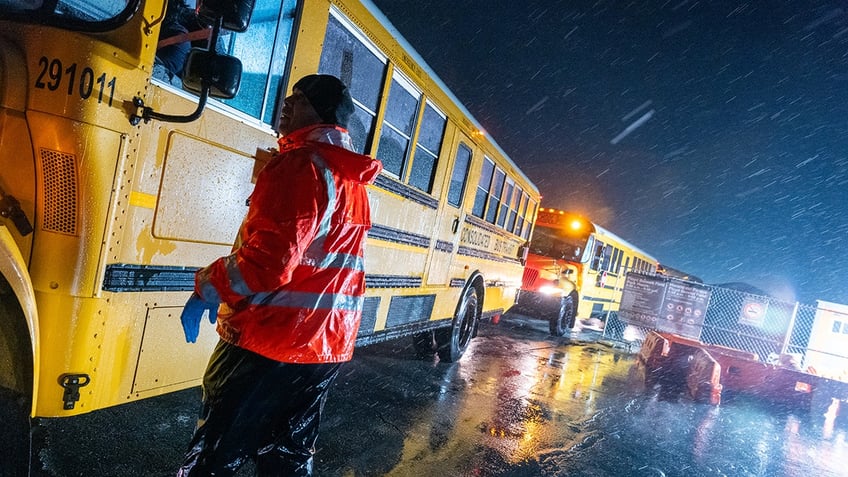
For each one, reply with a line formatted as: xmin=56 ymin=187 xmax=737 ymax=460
xmin=0 ymin=0 xmax=136 ymax=28
xmin=529 ymin=227 xmax=585 ymax=261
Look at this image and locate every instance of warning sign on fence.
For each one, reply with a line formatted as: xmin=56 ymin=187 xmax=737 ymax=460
xmin=738 ymin=298 xmax=768 ymax=326
xmin=619 ymin=273 xmax=712 ymax=339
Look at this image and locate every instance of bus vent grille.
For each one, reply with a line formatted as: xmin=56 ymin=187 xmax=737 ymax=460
xmin=385 ymin=294 xmax=436 ymax=328
xmin=522 ymin=268 xmax=539 ymax=287
xmin=40 ymin=148 xmax=78 ymax=235
xmin=356 ymin=297 xmax=381 ymax=338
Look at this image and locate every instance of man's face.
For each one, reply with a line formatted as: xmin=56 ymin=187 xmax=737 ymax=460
xmin=278 ymin=89 xmax=324 ymax=136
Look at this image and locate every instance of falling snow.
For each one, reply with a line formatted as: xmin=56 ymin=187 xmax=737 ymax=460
xmin=374 ymin=0 xmax=848 ymax=306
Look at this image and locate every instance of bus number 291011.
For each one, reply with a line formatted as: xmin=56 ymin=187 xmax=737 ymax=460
xmin=34 ymin=56 xmax=116 ymax=107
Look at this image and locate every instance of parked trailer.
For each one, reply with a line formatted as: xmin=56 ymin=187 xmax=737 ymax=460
xmin=634 ymin=331 xmax=847 ymax=417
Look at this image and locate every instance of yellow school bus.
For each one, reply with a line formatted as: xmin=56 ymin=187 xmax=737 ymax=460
xmin=514 ymin=208 xmax=657 ymax=335
xmin=0 ymin=0 xmax=539 ymax=462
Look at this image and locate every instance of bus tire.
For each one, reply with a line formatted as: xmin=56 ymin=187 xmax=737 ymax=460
xmin=436 ymin=286 xmax=479 ymax=363
xmin=548 ymin=292 xmax=577 ymax=337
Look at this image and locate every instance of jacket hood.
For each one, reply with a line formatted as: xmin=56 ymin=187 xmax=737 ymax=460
xmin=278 ymin=125 xmax=382 ymax=184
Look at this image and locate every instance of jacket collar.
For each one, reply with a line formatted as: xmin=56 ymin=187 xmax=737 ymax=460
xmin=276 ymin=124 xmax=382 ymax=184
xmin=277 ymin=124 xmax=354 ymax=152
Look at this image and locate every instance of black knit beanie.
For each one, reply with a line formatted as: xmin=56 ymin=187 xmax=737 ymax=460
xmin=293 ymin=74 xmax=354 ymax=128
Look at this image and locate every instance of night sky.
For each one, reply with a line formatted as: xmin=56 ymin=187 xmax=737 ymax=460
xmin=371 ymin=0 xmax=848 ymax=306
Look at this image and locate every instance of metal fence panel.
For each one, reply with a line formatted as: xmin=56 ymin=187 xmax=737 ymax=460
xmin=599 ymin=273 xmax=848 ymax=380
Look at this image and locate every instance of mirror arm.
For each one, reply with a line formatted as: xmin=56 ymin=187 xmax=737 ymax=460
xmin=207 ymin=16 xmax=222 ymax=51
xmin=129 ymin=86 xmax=210 ymax=125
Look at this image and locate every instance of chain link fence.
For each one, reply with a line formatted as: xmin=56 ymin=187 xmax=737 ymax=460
xmin=598 ymin=273 xmax=848 ymax=381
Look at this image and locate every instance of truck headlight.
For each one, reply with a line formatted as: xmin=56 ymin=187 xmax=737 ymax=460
xmin=539 ymin=285 xmax=565 ymax=296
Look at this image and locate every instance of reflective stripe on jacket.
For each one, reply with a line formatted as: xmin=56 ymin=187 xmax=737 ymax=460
xmin=195 ymin=125 xmax=382 ymax=363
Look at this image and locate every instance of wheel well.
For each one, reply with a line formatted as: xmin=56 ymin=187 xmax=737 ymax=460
xmin=469 ymin=273 xmax=485 ymax=316
xmin=0 ymin=276 xmax=34 ymax=397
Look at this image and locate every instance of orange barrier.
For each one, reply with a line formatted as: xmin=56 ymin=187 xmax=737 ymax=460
xmin=635 ymin=331 xmax=847 ymax=416
xmin=687 ymin=348 xmax=722 ymax=405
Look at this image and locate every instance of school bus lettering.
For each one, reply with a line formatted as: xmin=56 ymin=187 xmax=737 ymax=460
xmin=493 ymin=237 xmax=515 ymax=255
xmin=460 ymin=227 xmax=491 ymax=248
xmin=34 ymin=56 xmax=116 ymax=106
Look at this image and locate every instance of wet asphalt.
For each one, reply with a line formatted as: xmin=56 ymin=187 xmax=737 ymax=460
xmin=28 ymin=314 xmax=848 ymax=477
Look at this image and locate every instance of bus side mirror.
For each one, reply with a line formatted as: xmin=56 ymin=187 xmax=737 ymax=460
xmin=182 ymin=49 xmax=242 ymax=99
xmin=129 ymin=0 xmax=255 ymax=125
xmin=197 ymin=0 xmax=255 ymax=32
xmin=519 ymin=243 xmax=530 ymax=265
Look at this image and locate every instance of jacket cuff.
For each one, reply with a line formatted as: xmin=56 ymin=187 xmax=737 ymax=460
xmin=195 ymin=265 xmax=221 ymax=304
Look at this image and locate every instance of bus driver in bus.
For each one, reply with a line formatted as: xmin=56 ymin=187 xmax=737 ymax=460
xmin=176 ymin=74 xmax=383 ymax=477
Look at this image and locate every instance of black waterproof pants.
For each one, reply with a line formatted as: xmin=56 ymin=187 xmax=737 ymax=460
xmin=177 ymin=340 xmax=342 ymax=477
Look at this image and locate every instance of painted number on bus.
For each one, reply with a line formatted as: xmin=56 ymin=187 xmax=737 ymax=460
xmin=34 ymin=56 xmax=116 ymax=106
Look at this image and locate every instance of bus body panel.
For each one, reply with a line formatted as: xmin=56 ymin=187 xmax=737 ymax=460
xmin=26 ymin=112 xmax=123 ymax=298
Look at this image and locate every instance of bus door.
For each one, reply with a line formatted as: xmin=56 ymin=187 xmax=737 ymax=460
xmin=424 ymin=135 xmax=474 ymax=286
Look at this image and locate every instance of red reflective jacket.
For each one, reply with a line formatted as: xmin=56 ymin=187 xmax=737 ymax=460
xmin=195 ymin=125 xmax=382 ymax=363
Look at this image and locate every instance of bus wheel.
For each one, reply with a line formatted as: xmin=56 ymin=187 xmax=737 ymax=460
xmin=436 ymin=286 xmax=479 ymax=363
xmin=548 ymin=293 xmax=577 ymax=337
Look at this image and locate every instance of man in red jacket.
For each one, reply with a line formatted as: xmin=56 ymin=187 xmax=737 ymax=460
xmin=177 ymin=74 xmax=382 ymax=476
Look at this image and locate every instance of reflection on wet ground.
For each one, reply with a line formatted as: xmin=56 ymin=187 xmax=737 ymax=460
xmin=29 ymin=313 xmax=848 ymax=476
xmin=317 ymin=313 xmax=848 ymax=477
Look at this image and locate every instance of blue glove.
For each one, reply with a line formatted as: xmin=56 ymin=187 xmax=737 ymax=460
xmin=180 ymin=293 xmax=218 ymax=343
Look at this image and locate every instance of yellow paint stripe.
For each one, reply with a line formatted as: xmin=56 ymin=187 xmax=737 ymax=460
xmin=129 ymin=191 xmax=157 ymax=209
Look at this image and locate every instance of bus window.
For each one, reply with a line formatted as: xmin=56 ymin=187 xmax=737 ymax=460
xmin=0 ymin=0 xmax=134 ymax=32
xmin=219 ymin=0 xmax=298 ymax=122
xmin=529 ymin=228 xmax=584 ymax=260
xmin=614 ymin=248 xmax=623 ymax=274
xmin=515 ymin=191 xmax=528 ymax=236
xmin=60 ymin=0 xmax=130 ymax=19
xmin=497 ymin=179 xmax=514 ymax=228
xmin=377 ymin=73 xmax=419 ymax=178
xmin=408 ymin=102 xmax=446 ymax=193
xmin=602 ymin=245 xmax=613 ymax=271
xmin=0 ymin=0 xmax=133 ymax=25
xmin=485 ymin=168 xmax=505 ymax=224
xmin=591 ymin=241 xmax=605 ymax=270
xmin=472 ymin=158 xmax=495 ymax=218
xmin=522 ymin=199 xmax=537 ymax=240
xmin=320 ymin=12 xmax=387 ymax=154
xmin=447 ymin=143 xmax=472 ymax=207
xmin=506 ymin=185 xmax=521 ymax=232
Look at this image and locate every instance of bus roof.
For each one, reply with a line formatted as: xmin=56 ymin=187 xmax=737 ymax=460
xmin=591 ymin=222 xmax=657 ymax=262
xmin=536 ymin=208 xmax=658 ymax=262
